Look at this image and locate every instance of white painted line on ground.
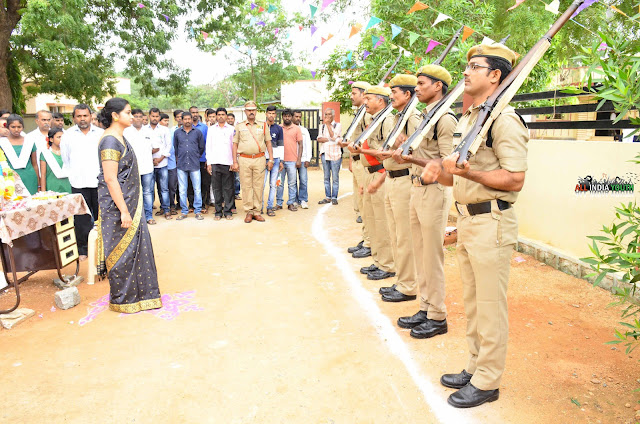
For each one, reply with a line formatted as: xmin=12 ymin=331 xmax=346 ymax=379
xmin=312 ymin=192 xmax=476 ymax=424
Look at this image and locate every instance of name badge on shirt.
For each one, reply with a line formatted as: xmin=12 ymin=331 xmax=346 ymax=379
xmin=452 ymin=132 xmax=462 ymax=148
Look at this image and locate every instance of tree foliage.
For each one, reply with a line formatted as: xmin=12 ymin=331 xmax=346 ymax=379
xmin=321 ymin=0 xmax=639 ymax=111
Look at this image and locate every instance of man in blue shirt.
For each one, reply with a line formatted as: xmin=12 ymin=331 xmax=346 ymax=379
xmin=262 ymin=105 xmax=284 ymax=216
xmin=174 ymin=112 xmax=205 ymax=221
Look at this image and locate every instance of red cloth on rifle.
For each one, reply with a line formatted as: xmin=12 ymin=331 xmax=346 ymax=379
xmin=362 ymin=140 xmax=385 ymax=173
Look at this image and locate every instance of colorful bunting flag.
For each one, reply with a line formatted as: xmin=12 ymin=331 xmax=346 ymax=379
xmin=346 ymin=51 xmax=353 ymax=61
xmin=572 ymin=0 xmax=597 ymax=18
xmin=610 ymin=5 xmax=628 ymax=17
xmin=327 ymin=33 xmax=334 ymax=41
xmin=544 ymin=0 xmax=560 ymax=14
xmin=250 ymin=2 xmax=257 ymax=10
xmin=462 ymin=26 xmax=475 ymax=41
xmin=310 ymin=4 xmax=318 ymax=17
xmin=481 ymin=36 xmax=496 ymax=45
xmin=296 ymin=66 xmax=303 ymax=73
xmin=201 ymin=31 xmax=208 ymax=40
xmin=161 ymin=14 xmax=169 ymax=22
xmin=414 ymin=56 xmax=422 ymax=65
xmin=137 ymin=2 xmax=145 ymax=8
xmin=321 ymin=37 xmax=327 ymax=45
xmin=311 ymin=71 xmax=317 ymax=78
xmin=299 ymin=25 xmax=303 ymax=31
xmin=349 ymin=24 xmax=362 ymax=38
xmin=597 ymin=42 xmax=608 ymax=51
xmin=432 ymin=13 xmax=450 ymax=27
xmin=391 ymin=24 xmax=402 ymax=40
xmin=268 ymin=4 xmax=277 ymax=12
xmin=363 ymin=50 xmax=370 ymax=60
xmin=310 ymin=25 xmax=318 ymax=36
xmin=425 ymin=40 xmax=442 ymax=53
xmin=372 ymin=35 xmax=380 ymax=49
xmin=313 ymin=46 xmax=318 ymax=52
xmin=275 ymin=28 xmax=279 ymax=35
xmin=270 ymin=57 xmax=276 ymax=63
xmin=258 ymin=6 xmax=265 ymax=12
xmin=348 ymin=81 xmax=354 ymax=85
xmin=189 ymin=27 xmax=195 ymax=37
xmin=375 ymin=35 xmax=385 ymax=49
xmin=322 ymin=0 xmax=335 ymax=9
xmin=365 ymin=16 xmax=382 ymax=31
xmin=408 ymin=31 xmax=420 ymax=46
xmin=507 ymin=0 xmax=527 ymax=11
xmin=257 ymin=21 xmax=266 ymax=26
xmin=250 ymin=16 xmax=256 ymax=25
xmin=247 ymin=48 xmax=252 ymax=55
xmin=407 ymin=1 xmax=428 ymax=14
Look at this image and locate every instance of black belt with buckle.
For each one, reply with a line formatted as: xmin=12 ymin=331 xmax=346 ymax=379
xmin=352 ymin=154 xmax=360 ymax=161
xmin=456 ymin=199 xmax=511 ymax=216
xmin=387 ymin=169 xmax=410 ymax=178
xmin=366 ymin=164 xmax=385 ymax=174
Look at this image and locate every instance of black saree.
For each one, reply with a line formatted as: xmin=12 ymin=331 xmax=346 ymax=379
xmin=97 ymin=135 xmax=162 ymax=313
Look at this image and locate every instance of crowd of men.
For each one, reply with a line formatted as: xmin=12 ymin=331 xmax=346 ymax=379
xmin=342 ymin=43 xmax=528 ymax=409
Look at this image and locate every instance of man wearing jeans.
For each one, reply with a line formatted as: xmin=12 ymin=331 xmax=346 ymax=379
xmin=148 ymin=108 xmax=172 ymax=220
xmin=293 ymin=110 xmax=311 ymax=209
xmin=124 ymin=109 xmax=155 ymax=224
xmin=173 ymin=112 xmax=205 ymax=221
xmin=317 ymin=109 xmax=342 ymax=205
xmin=279 ymin=109 xmax=303 ymax=211
xmin=264 ymin=105 xmax=283 ymax=216
xmin=168 ymin=110 xmax=183 ymax=214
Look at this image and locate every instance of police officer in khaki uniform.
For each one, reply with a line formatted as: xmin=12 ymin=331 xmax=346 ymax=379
xmin=232 ymin=101 xmax=274 ymax=223
xmin=348 ymin=86 xmax=395 ymax=281
xmin=368 ymin=75 xmax=422 ymax=302
xmin=421 ymin=44 xmax=528 ymax=408
xmin=347 ymin=81 xmax=373 ymax=259
xmin=390 ymin=65 xmax=457 ymax=337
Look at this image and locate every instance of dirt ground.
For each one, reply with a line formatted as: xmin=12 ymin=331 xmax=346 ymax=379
xmin=1 ymin=167 xmax=639 ymax=424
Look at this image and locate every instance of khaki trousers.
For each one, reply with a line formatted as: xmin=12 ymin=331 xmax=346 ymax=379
xmin=238 ymin=156 xmax=266 ymax=214
xmin=383 ymin=175 xmax=415 ymax=295
xmin=410 ymin=184 xmax=452 ymax=319
xmin=362 ymin=171 xmax=394 ymax=273
xmin=352 ymin=159 xmax=370 ymax=248
xmin=456 ymin=204 xmax=517 ymax=390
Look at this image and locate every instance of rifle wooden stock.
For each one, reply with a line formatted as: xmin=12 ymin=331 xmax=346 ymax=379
xmin=381 ymin=26 xmax=464 ymax=152
xmin=453 ymin=0 xmax=585 ymax=167
xmin=352 ymin=104 xmax=394 ymax=148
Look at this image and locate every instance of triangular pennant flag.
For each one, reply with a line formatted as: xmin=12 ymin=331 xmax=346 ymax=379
xmin=250 ymin=16 xmax=256 ymax=25
xmin=250 ymin=2 xmax=257 ymax=10
xmin=346 ymin=51 xmax=353 ymax=61
xmin=408 ymin=31 xmax=420 ymax=46
xmin=610 ymin=5 xmax=628 ymax=17
xmin=225 ymin=41 xmax=231 ymax=46
xmin=257 ymin=21 xmax=266 ymax=26
xmin=258 ymin=6 xmax=265 ymax=13
xmin=275 ymin=28 xmax=279 ymax=35
xmin=544 ymin=0 xmax=560 ymax=14
xmin=375 ymin=35 xmax=385 ymax=49
xmin=321 ymin=0 xmax=335 ymax=9
xmin=189 ymin=27 xmax=195 ymax=37
xmin=161 ymin=14 xmax=169 ymax=22
xmin=327 ymin=33 xmax=334 ymax=41
xmin=313 ymin=46 xmax=318 ymax=52
xmin=268 ymin=4 xmax=277 ymax=12
xmin=462 ymin=26 xmax=474 ymax=41
xmin=137 ymin=2 xmax=145 ymax=7
xmin=371 ymin=35 xmax=380 ymax=49
xmin=296 ymin=66 xmax=302 ymax=73
xmin=363 ymin=50 xmax=370 ymax=60
xmin=425 ymin=40 xmax=442 ymax=54
xmin=299 ymin=25 xmax=303 ymax=31
xmin=365 ymin=16 xmax=382 ymax=31
xmin=349 ymin=24 xmax=362 ymax=38
xmin=391 ymin=24 xmax=402 ymax=40
xmin=311 ymin=71 xmax=317 ymax=78
xmin=572 ymin=0 xmax=597 ymax=18
xmin=481 ymin=36 xmax=496 ymax=45
xmin=432 ymin=13 xmax=450 ymax=27
xmin=321 ymin=37 xmax=327 ymax=45
xmin=351 ymin=64 xmax=356 ymax=69
xmin=597 ymin=42 xmax=608 ymax=51
xmin=310 ymin=25 xmax=318 ymax=36
xmin=507 ymin=0 xmax=527 ymax=11
xmin=407 ymin=1 xmax=428 ymax=14
xmin=348 ymin=81 xmax=354 ymax=85
xmin=310 ymin=4 xmax=318 ymax=17
xmin=270 ymin=57 xmax=276 ymax=63
xmin=201 ymin=31 xmax=208 ymax=40
xmin=414 ymin=56 xmax=422 ymax=65
xmin=247 ymin=48 xmax=252 ymax=55
xmin=451 ymin=47 xmax=459 ymax=53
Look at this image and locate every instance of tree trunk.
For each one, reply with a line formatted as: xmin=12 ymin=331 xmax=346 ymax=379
xmin=0 ymin=0 xmax=23 ymax=111
xmin=0 ymin=48 xmax=11 ymax=111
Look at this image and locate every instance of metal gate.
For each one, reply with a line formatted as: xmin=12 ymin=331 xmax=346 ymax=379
xmin=275 ymin=108 xmax=321 ymax=166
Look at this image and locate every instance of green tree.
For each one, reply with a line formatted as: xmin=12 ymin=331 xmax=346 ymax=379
xmin=0 ymin=0 xmax=245 ymax=111
xmin=197 ymin=0 xmax=311 ymax=102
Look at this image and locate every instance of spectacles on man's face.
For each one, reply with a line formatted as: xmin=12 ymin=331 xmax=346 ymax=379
xmin=465 ymin=63 xmax=495 ymax=72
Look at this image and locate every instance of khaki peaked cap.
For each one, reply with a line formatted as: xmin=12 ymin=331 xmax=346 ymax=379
xmin=244 ymin=101 xmax=258 ymax=110
xmin=365 ymin=86 xmax=392 ymax=97
xmin=467 ymin=43 xmax=517 ymax=67
xmin=389 ymin=74 xmax=418 ymax=88
xmin=352 ymin=81 xmax=371 ymax=91
xmin=415 ymin=64 xmax=452 ymax=87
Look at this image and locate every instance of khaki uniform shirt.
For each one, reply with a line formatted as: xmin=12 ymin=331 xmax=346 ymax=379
xmin=410 ymin=104 xmax=457 ymax=177
xmin=452 ymin=105 xmax=528 ymax=204
xmin=351 ymin=112 xmax=372 ymax=144
xmin=362 ymin=109 xmax=394 ymax=167
xmin=384 ymin=109 xmax=422 ymax=172
xmin=233 ymin=120 xmax=272 ymax=155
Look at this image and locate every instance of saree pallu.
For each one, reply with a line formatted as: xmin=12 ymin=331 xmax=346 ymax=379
xmin=97 ymin=135 xmax=162 ymax=313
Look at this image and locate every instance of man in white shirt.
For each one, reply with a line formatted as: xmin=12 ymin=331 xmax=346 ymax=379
xmin=60 ymin=104 xmax=104 ymax=259
xmin=317 ymin=108 xmax=343 ymax=205
xmin=293 ymin=110 xmax=312 ymax=209
xmin=206 ymin=107 xmax=236 ymax=219
xmin=124 ymin=109 xmax=157 ymax=224
xmin=26 ymin=110 xmax=52 ymax=172
xmin=147 ymin=108 xmax=172 ymax=219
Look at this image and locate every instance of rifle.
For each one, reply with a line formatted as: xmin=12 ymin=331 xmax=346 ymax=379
xmin=343 ymin=51 xmax=404 ymax=143
xmin=381 ymin=26 xmax=464 ymax=151
xmin=400 ymin=35 xmax=512 ymax=156
xmin=452 ymin=0 xmax=585 ymax=167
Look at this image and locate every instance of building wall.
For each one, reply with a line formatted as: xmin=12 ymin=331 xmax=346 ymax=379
xmin=516 ymin=139 xmax=640 ymax=259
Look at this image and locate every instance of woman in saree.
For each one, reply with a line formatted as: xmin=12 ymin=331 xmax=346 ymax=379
xmin=97 ymin=98 xmax=162 ymax=313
